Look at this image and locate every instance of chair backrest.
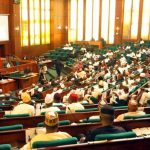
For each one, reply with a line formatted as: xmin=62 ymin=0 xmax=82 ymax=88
xmin=32 ymin=137 xmax=78 ymax=148
xmin=0 ymin=124 xmax=23 ymax=131
xmin=37 ymin=120 xmax=71 ymax=127
xmin=95 ymin=131 xmax=136 ymax=141
xmin=113 ymin=106 xmax=128 ymax=109
xmin=124 ymin=114 xmax=150 ymax=120
xmin=41 ymin=110 xmax=65 ymax=116
xmin=4 ymin=113 xmax=30 ymax=118
xmin=75 ymin=108 xmax=98 ymax=112
xmin=83 ymin=118 xmax=100 ymax=123
xmin=0 ymin=144 xmax=11 ymax=150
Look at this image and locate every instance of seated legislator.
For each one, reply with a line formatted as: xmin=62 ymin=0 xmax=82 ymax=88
xmin=86 ymin=105 xmax=126 ymax=141
xmin=41 ymin=94 xmax=60 ymax=114
xmin=139 ymin=90 xmax=150 ymax=106
xmin=66 ymin=93 xmax=84 ymax=114
xmin=11 ymin=92 xmax=35 ymax=116
xmin=53 ymin=93 xmax=65 ymax=107
xmin=21 ymin=111 xmax=72 ymax=150
xmin=115 ymin=99 xmax=145 ymax=121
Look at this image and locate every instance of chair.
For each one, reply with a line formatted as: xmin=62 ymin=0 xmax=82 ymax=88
xmin=0 ymin=144 xmax=12 ymax=150
xmin=37 ymin=120 xmax=71 ymax=127
xmin=95 ymin=131 xmax=136 ymax=141
xmin=90 ymin=97 xmax=98 ymax=104
xmin=124 ymin=114 xmax=150 ymax=120
xmin=41 ymin=110 xmax=65 ymax=116
xmin=4 ymin=113 xmax=30 ymax=118
xmin=75 ymin=108 xmax=98 ymax=112
xmin=83 ymin=117 xmax=100 ymax=123
xmin=0 ymin=124 xmax=23 ymax=131
xmin=32 ymin=137 xmax=78 ymax=148
xmin=113 ymin=106 xmax=128 ymax=109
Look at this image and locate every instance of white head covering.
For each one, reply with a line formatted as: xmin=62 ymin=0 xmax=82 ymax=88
xmin=140 ymin=73 xmax=145 ymax=77
xmin=45 ymin=94 xmax=53 ymax=104
xmin=38 ymin=87 xmax=43 ymax=92
xmin=99 ymin=80 xmax=104 ymax=87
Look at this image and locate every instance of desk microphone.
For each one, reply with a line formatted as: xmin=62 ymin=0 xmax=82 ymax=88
xmin=67 ymin=107 xmax=79 ymax=123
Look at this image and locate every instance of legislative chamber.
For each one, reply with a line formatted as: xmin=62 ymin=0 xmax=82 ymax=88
xmin=0 ymin=0 xmax=150 ymax=150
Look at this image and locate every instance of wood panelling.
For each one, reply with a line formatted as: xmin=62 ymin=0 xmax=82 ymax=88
xmin=0 ymin=0 xmax=11 ymax=57
xmin=0 ymin=0 xmax=148 ymax=59
xmin=9 ymin=2 xmax=21 ymax=58
xmin=114 ymin=0 xmax=124 ymax=44
xmin=51 ymin=0 xmax=68 ymax=49
xmin=21 ymin=44 xmax=51 ymax=58
xmin=0 ymin=0 xmax=10 ymax=14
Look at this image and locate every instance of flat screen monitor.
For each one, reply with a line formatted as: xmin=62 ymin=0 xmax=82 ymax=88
xmin=0 ymin=15 xmax=9 ymax=41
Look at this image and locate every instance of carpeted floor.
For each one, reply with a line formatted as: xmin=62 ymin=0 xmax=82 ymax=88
xmin=46 ymin=66 xmax=69 ymax=80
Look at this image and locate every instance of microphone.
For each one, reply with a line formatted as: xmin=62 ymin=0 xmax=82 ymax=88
xmin=67 ymin=106 xmax=78 ymax=124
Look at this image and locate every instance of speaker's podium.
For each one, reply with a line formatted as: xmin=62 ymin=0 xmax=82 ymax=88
xmin=6 ymin=72 xmax=39 ymax=89
xmin=0 ymin=58 xmax=39 ymax=91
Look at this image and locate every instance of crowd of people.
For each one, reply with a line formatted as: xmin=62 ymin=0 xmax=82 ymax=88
xmin=0 ymin=40 xmax=150 ymax=149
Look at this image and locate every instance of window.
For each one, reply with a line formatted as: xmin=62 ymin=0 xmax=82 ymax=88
xmin=69 ymin=0 xmax=116 ymax=44
xmin=141 ymin=0 xmax=150 ymax=40
xmin=101 ymin=0 xmax=116 ymax=44
xmin=20 ymin=0 xmax=50 ymax=46
xmin=123 ymin=0 xmax=140 ymax=40
xmin=85 ymin=0 xmax=100 ymax=41
xmin=77 ymin=0 xmax=84 ymax=41
xmin=69 ymin=0 xmax=77 ymax=42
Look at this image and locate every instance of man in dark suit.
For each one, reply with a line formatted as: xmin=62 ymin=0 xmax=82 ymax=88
xmin=54 ymin=59 xmax=63 ymax=77
xmin=86 ymin=105 xmax=126 ymax=141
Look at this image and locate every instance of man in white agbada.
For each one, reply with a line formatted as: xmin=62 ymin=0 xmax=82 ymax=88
xmin=139 ymin=91 xmax=150 ymax=106
xmin=66 ymin=93 xmax=84 ymax=114
xmin=41 ymin=94 xmax=60 ymax=113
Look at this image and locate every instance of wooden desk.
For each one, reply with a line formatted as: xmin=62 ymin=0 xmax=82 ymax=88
xmin=7 ymin=73 xmax=39 ymax=89
xmin=0 ymin=107 xmax=150 ymax=128
xmin=0 ymin=59 xmax=38 ymax=75
xmin=0 ymin=118 xmax=150 ymax=148
xmin=45 ymin=137 xmax=150 ymax=150
xmin=0 ymin=79 xmax=17 ymax=93
xmin=76 ymin=41 xmax=103 ymax=49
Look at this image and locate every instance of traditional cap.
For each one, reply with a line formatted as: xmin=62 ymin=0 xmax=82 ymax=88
xmin=32 ymin=83 xmax=36 ymax=87
xmin=129 ymin=99 xmax=137 ymax=105
xmin=45 ymin=94 xmax=53 ymax=104
xmin=45 ymin=111 xmax=59 ymax=126
xmin=21 ymin=92 xmax=31 ymax=103
xmin=140 ymin=73 xmax=145 ymax=77
xmin=99 ymin=80 xmax=104 ymax=87
xmin=101 ymin=105 xmax=114 ymax=115
xmin=69 ymin=93 xmax=78 ymax=102
xmin=38 ymin=87 xmax=43 ymax=92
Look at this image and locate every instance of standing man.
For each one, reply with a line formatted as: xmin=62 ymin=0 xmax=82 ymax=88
xmin=54 ymin=59 xmax=63 ymax=77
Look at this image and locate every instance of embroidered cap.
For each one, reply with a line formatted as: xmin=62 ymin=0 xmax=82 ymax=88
xmin=45 ymin=111 xmax=59 ymax=126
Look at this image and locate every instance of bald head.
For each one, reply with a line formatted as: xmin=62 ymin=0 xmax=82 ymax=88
xmin=128 ymin=100 xmax=138 ymax=112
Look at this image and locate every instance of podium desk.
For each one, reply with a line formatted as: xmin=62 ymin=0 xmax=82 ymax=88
xmin=8 ymin=73 xmax=39 ymax=89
